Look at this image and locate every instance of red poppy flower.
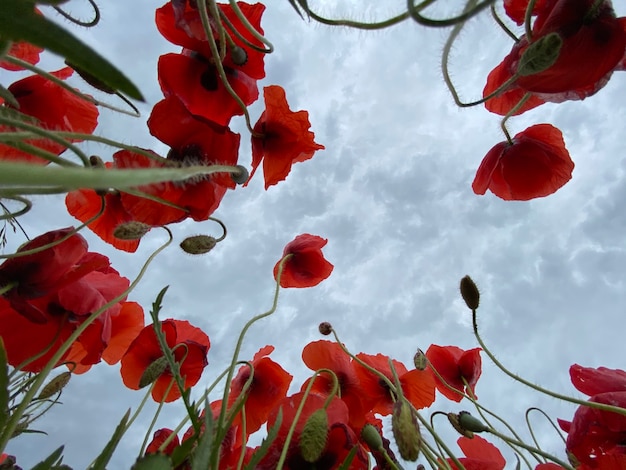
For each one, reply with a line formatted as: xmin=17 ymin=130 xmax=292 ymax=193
xmin=249 ymin=85 xmax=325 ymax=189
xmin=155 ymin=1 xmax=266 ymax=80
xmin=65 ymin=163 xmax=142 ymax=253
xmin=256 ymin=392 xmax=369 ymax=470
xmin=484 ymin=0 xmax=626 ymax=115
xmin=503 ymin=0 xmax=551 ymax=25
xmin=116 ymin=97 xmax=240 ymax=226
xmin=0 ymin=41 xmax=43 ymax=71
xmin=273 ymin=234 xmax=333 ymax=288
xmin=446 ymin=436 xmax=506 ymax=470
xmin=146 ymin=428 xmax=180 ymax=456
xmin=353 ymin=352 xmax=436 ymax=416
xmin=120 ymin=319 xmax=210 ymax=403
xmin=425 ymin=344 xmax=482 ymax=402
xmin=0 ymin=67 xmax=99 ymax=164
xmin=570 ymin=364 xmax=626 ymax=397
xmin=228 ymin=345 xmax=292 ymax=435
xmin=158 ymin=52 xmax=259 ymax=128
xmin=472 ymin=124 xmax=574 ymax=201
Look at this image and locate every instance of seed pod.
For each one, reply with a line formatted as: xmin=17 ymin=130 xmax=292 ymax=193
xmin=460 ymin=275 xmax=480 ymax=310
xmin=139 ymin=356 xmax=169 ymax=388
xmin=299 ymin=409 xmax=328 ymax=463
xmin=38 ymin=372 xmax=71 ymax=400
xmin=113 ymin=221 xmax=151 ymax=240
xmin=180 ymin=235 xmax=217 ymax=255
xmin=318 ymin=322 xmax=332 ymax=336
xmin=392 ymin=400 xmax=421 ymax=461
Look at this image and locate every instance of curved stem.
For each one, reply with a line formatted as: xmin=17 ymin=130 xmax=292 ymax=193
xmin=53 ymin=0 xmax=100 ymax=27
xmin=0 ymin=195 xmax=31 ymax=221
xmin=227 ymin=0 xmax=273 ymax=53
xmin=491 ymin=4 xmax=519 ymax=42
xmin=407 ymin=0 xmax=495 ymax=27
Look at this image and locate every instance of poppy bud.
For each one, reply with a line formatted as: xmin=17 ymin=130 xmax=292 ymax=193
xmin=89 ymin=155 xmax=105 ymax=168
xmin=38 ymin=372 xmax=71 ymax=400
xmin=413 ymin=349 xmax=427 ymax=371
xmin=180 ymin=235 xmax=217 ymax=255
xmin=230 ymin=45 xmax=248 ymax=66
xmin=360 ymin=423 xmax=383 ymax=451
xmin=392 ymin=400 xmax=421 ymax=461
xmin=113 ymin=221 xmax=151 ymax=240
xmin=318 ymin=322 xmax=332 ymax=336
xmin=139 ymin=356 xmax=169 ymax=388
xmin=458 ymin=411 xmax=489 ymax=433
xmin=517 ymin=33 xmax=562 ymax=77
xmin=447 ymin=412 xmax=474 ymax=438
xmin=459 ymin=275 xmax=480 ymax=310
xmin=299 ymin=409 xmax=328 ymax=463
xmin=230 ymin=165 xmax=249 ymax=185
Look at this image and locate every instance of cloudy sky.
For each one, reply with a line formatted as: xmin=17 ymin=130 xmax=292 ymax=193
xmin=3 ymin=1 xmax=626 ymax=468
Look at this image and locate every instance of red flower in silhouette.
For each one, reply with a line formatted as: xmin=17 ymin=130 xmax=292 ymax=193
xmin=0 ymin=67 xmax=99 ymax=164
xmin=484 ymin=0 xmax=626 ymax=115
xmin=472 ymin=124 xmax=574 ymax=201
xmin=446 ymin=436 xmax=506 ymax=470
xmin=249 ymin=85 xmax=325 ymax=189
xmin=274 ymin=234 xmax=333 ymax=288
xmin=426 ymin=344 xmax=482 ymax=402
xmin=120 ymin=319 xmax=210 ymax=403
xmin=228 ymin=345 xmax=292 ymax=435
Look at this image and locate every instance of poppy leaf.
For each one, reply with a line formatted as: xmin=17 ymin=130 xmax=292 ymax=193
xmin=150 ymin=286 xmax=170 ymax=324
xmin=190 ymin=402 xmax=215 ymax=470
xmin=0 ymin=0 xmax=143 ymax=101
xmin=89 ymin=409 xmax=131 ymax=470
xmin=242 ymin=407 xmax=282 ymax=470
xmin=130 ymin=453 xmax=172 ymax=470
xmin=29 ymin=445 xmax=65 ymax=470
xmin=0 ymin=339 xmax=8 ymax=432
xmin=337 ymin=445 xmax=359 ymax=470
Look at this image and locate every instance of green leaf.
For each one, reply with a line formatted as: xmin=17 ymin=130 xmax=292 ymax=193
xmin=150 ymin=286 xmax=170 ymax=324
xmin=0 ymin=83 xmax=19 ymax=108
xmin=0 ymin=0 xmax=143 ymax=101
xmin=131 ymin=453 xmax=173 ymax=470
xmin=190 ymin=401 xmax=215 ymax=470
xmin=336 ymin=445 xmax=358 ymax=470
xmin=87 ymin=409 xmax=130 ymax=470
xmin=30 ymin=446 xmax=65 ymax=470
xmin=0 ymin=338 xmax=9 ymax=432
xmin=242 ymin=408 xmax=282 ymax=470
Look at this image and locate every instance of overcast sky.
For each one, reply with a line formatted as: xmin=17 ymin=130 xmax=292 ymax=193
xmin=3 ymin=1 xmax=626 ymax=468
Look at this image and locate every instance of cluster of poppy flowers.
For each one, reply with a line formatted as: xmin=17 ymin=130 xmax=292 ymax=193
xmin=472 ymin=0 xmax=626 ymax=201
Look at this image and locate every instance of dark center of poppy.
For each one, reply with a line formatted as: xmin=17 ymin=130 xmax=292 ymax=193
xmin=167 ymin=144 xmax=213 ymax=186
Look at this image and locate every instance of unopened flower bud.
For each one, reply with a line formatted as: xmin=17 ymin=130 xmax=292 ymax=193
xmin=458 ymin=411 xmax=489 ymax=433
xmin=447 ymin=412 xmax=473 ymax=438
xmin=180 ymin=235 xmax=217 ymax=255
xmin=299 ymin=409 xmax=328 ymax=463
xmin=318 ymin=322 xmax=332 ymax=336
xmin=392 ymin=400 xmax=421 ymax=461
xmin=113 ymin=221 xmax=151 ymax=240
xmin=89 ymin=155 xmax=105 ymax=168
xmin=230 ymin=165 xmax=249 ymax=185
xmin=38 ymin=372 xmax=71 ymax=400
xmin=460 ymin=275 xmax=480 ymax=310
xmin=517 ymin=33 xmax=562 ymax=76
xmin=230 ymin=45 xmax=248 ymax=66
xmin=413 ymin=349 xmax=427 ymax=371
xmin=360 ymin=423 xmax=383 ymax=451
xmin=139 ymin=356 xmax=169 ymax=388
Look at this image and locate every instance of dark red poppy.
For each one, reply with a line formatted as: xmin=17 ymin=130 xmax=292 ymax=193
xmin=256 ymin=392 xmax=369 ymax=470
xmin=249 ymin=85 xmax=325 ymax=189
xmin=484 ymin=0 xmax=626 ymax=115
xmin=228 ymin=345 xmax=292 ymax=435
xmin=146 ymin=428 xmax=180 ymax=456
xmin=301 ymin=340 xmax=369 ymax=429
xmin=0 ymin=67 xmax=99 ymax=164
xmin=65 ymin=163 xmax=142 ymax=253
xmin=116 ymin=96 xmax=240 ymax=226
xmin=446 ymin=436 xmax=506 ymax=470
xmin=155 ymin=1 xmax=266 ymax=80
xmin=503 ymin=0 xmax=551 ymax=26
xmin=472 ymin=124 xmax=574 ymax=201
xmin=273 ymin=234 xmax=333 ymax=288
xmin=570 ymin=364 xmax=626 ymax=397
xmin=353 ymin=352 xmax=436 ymax=415
xmin=120 ymin=319 xmax=210 ymax=403
xmin=425 ymin=344 xmax=482 ymax=402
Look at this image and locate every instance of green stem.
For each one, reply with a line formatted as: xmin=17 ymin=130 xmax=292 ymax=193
xmin=407 ymin=0 xmax=495 ymax=27
xmin=227 ymin=0 xmax=273 ymax=52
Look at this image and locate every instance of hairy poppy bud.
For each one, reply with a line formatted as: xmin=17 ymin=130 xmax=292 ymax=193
xmin=139 ymin=356 xmax=169 ymax=388
xmin=458 ymin=411 xmax=489 ymax=433
xmin=447 ymin=412 xmax=474 ymax=438
xmin=318 ymin=322 xmax=332 ymax=336
xmin=38 ymin=372 xmax=71 ymax=400
xmin=460 ymin=275 xmax=480 ymax=310
xmin=392 ymin=400 xmax=421 ymax=461
xmin=517 ymin=33 xmax=562 ymax=76
xmin=230 ymin=165 xmax=249 ymax=185
xmin=413 ymin=349 xmax=427 ymax=371
xmin=230 ymin=45 xmax=248 ymax=66
xmin=180 ymin=235 xmax=217 ymax=255
xmin=299 ymin=409 xmax=328 ymax=463
xmin=114 ymin=221 xmax=151 ymax=240
xmin=360 ymin=423 xmax=383 ymax=451
xmin=89 ymin=155 xmax=105 ymax=168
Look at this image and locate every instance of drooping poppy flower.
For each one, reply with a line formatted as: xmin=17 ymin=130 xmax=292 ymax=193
xmin=301 ymin=340 xmax=369 ymax=429
xmin=273 ymin=234 xmax=333 ymax=288
xmin=155 ymin=1 xmax=266 ymax=80
xmin=255 ymin=392 xmax=369 ymax=470
xmin=472 ymin=124 xmax=574 ymax=201
xmin=227 ymin=345 xmax=292 ymax=436
xmin=503 ymin=0 xmax=552 ymax=26
xmin=120 ymin=319 xmax=210 ymax=403
xmin=116 ymin=96 xmax=240 ymax=226
xmin=353 ymin=352 xmax=436 ymax=416
xmin=425 ymin=344 xmax=482 ymax=402
xmin=484 ymin=0 xmax=626 ymax=115
xmin=0 ymin=67 xmax=99 ymax=164
xmin=570 ymin=364 xmax=626 ymax=397
xmin=249 ymin=85 xmax=325 ymax=189
xmin=446 ymin=436 xmax=506 ymax=470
